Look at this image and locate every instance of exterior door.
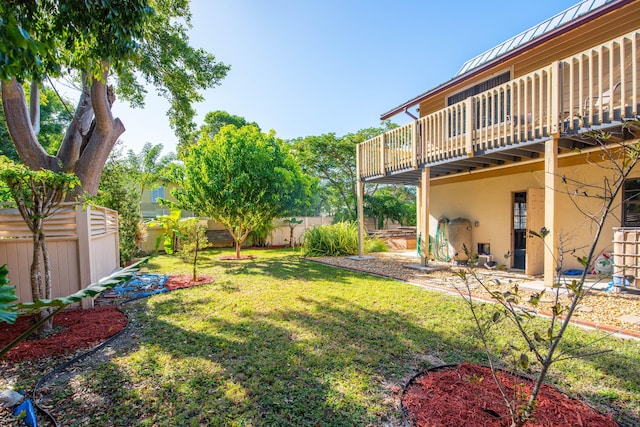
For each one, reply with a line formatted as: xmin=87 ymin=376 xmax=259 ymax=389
xmin=525 ymin=187 xmax=545 ymax=276
xmin=512 ymin=192 xmax=527 ymax=269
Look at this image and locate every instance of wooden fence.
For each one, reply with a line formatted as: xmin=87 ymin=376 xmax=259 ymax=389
xmin=0 ymin=203 xmax=119 ymax=309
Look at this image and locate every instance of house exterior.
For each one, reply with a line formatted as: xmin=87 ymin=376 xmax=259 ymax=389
xmin=356 ymin=0 xmax=640 ymax=286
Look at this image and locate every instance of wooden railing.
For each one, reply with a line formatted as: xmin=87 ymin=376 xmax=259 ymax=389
xmin=358 ymin=30 xmax=640 ymax=180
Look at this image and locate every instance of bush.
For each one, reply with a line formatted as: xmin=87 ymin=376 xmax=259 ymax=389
xmin=365 ymin=238 xmax=389 ymax=253
xmin=302 ymin=222 xmax=359 ymax=256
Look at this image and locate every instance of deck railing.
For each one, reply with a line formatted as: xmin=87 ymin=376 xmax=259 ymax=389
xmin=359 ymin=29 xmax=640 ymax=180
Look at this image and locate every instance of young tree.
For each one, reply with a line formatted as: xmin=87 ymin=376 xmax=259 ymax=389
xmin=0 ymin=158 xmax=79 ymax=331
xmin=0 ymin=1 xmax=228 ymax=196
xmin=175 ymin=124 xmax=313 ymax=259
xmin=457 ymin=122 xmax=640 ymax=426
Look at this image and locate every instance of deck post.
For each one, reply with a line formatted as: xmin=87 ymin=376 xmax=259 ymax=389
xmin=380 ymin=132 xmax=386 ymax=176
xmin=465 ymin=98 xmax=474 ymax=157
xmin=412 ymin=121 xmax=419 ymax=169
xmin=544 ymin=135 xmax=559 ymax=286
xmin=419 ymin=167 xmax=431 ymax=266
xmin=356 ymin=151 xmax=366 ymax=258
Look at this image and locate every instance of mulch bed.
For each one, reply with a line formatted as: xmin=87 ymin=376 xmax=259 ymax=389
xmin=402 ymin=363 xmax=617 ymax=427
xmin=1 ymin=274 xmax=213 ymax=363
xmin=0 ymin=306 xmax=126 ymax=363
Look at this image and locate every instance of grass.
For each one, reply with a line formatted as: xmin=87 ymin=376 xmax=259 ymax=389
xmin=31 ymin=249 xmax=640 ymax=425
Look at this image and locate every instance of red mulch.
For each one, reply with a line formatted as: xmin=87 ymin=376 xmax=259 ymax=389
xmin=0 ymin=306 xmax=126 ymax=362
xmin=402 ymin=363 xmax=617 ymax=427
xmin=1 ymin=275 xmax=212 ymax=363
xmin=164 ymin=274 xmax=214 ymax=290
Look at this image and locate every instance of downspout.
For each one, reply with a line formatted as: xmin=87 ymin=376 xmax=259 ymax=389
xmin=404 ymin=107 xmax=418 ymax=120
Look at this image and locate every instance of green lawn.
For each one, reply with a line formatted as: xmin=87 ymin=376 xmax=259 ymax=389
xmin=65 ymin=249 xmax=640 ymax=426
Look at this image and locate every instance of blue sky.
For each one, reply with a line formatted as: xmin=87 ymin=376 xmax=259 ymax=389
xmin=112 ymin=0 xmax=581 ymax=155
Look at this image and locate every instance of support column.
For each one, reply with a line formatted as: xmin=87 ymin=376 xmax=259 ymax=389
xmin=356 ymin=145 xmax=366 ymax=258
xmin=357 ymin=179 xmax=365 ymax=257
xmin=544 ymin=136 xmax=559 ymax=286
xmin=420 ymin=167 xmax=431 ymax=266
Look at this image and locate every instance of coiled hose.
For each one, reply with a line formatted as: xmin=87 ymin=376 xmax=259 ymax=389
xmin=434 ymin=217 xmax=451 ymax=262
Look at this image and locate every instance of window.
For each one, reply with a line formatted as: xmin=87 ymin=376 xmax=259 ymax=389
xmin=623 ymin=179 xmax=640 ymax=227
xmin=447 ymin=71 xmax=511 ymax=106
xmin=151 ymin=186 xmax=165 ymax=203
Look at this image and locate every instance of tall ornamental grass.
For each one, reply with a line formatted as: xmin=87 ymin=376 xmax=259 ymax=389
xmin=302 ymin=222 xmax=389 ymax=256
xmin=303 ymin=222 xmax=359 ymax=256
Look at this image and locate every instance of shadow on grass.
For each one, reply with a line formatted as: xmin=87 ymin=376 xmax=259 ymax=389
xmin=61 ymin=251 xmax=639 ymax=426
xmin=82 ymin=291 xmax=486 ymax=426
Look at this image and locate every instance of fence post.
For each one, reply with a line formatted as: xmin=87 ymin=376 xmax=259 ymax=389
xmin=76 ymin=205 xmax=94 ymax=309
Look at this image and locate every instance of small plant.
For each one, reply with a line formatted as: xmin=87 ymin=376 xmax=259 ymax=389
xmin=284 ymin=217 xmax=303 ymax=247
xmin=365 ymin=237 xmax=389 ymax=253
xmin=148 ymin=209 xmax=182 ymax=254
xmin=175 ymin=218 xmax=207 ymax=281
xmin=247 ymin=221 xmax=276 ymax=247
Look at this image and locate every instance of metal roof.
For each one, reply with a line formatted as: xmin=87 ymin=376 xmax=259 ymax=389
xmin=455 ymin=0 xmax=615 ymax=76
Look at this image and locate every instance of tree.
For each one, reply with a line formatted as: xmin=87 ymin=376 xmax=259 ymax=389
xmin=0 ymin=85 xmax=71 ymax=162
xmin=0 ymin=157 xmax=79 ymax=332
xmin=175 ymin=124 xmax=313 ymax=259
xmin=290 ymin=123 xmax=396 ymax=219
xmin=199 ymin=110 xmax=259 ymax=140
xmin=457 ymin=123 xmax=640 ymax=426
xmin=0 ymin=1 xmax=228 ymax=196
xmin=91 ymin=145 xmax=144 ymax=265
xmin=364 ymin=186 xmax=416 ymax=229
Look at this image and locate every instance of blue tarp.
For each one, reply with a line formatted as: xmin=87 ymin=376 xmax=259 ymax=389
xmin=112 ymin=273 xmax=169 ymax=299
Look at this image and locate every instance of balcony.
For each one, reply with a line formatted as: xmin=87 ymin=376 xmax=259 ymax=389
xmin=357 ymin=30 xmax=640 ymax=184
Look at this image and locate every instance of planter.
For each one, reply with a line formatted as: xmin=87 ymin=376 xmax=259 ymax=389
xmin=400 ymin=363 xmax=617 ymax=427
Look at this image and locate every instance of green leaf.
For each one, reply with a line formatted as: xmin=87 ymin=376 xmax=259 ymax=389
xmin=0 ymin=265 xmax=18 ymax=324
xmin=519 ymin=353 xmax=530 ymax=370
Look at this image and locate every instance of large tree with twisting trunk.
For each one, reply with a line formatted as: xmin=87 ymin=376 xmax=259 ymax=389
xmin=0 ymin=0 xmax=228 ymax=196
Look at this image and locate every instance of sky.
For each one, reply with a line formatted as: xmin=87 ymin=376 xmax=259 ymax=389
xmin=111 ymin=0 xmax=582 ymax=156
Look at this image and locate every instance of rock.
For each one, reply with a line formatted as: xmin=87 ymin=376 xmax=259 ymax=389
xmin=0 ymin=389 xmax=24 ymax=407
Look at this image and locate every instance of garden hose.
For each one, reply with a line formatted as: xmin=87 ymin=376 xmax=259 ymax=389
xmin=29 ymin=284 xmax=168 ymax=427
xmin=433 ymin=217 xmax=451 ymax=262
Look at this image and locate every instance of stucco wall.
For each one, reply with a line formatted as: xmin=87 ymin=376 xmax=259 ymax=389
xmin=428 ymin=154 xmax=639 ymax=270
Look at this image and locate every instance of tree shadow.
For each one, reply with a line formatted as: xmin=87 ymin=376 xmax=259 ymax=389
xmin=86 ymin=292 xmax=486 ymax=426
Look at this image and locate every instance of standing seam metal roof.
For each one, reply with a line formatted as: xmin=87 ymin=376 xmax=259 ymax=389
xmin=455 ymin=0 xmax=614 ymax=76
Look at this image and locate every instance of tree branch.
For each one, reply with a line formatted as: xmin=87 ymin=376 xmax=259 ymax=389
xmin=29 ymin=79 xmax=40 ymax=135
xmin=1 ymin=78 xmax=57 ymax=171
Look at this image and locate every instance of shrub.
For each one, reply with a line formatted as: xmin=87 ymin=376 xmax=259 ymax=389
xmin=365 ymin=238 xmax=389 ymax=253
xmin=302 ymin=222 xmax=359 ymax=256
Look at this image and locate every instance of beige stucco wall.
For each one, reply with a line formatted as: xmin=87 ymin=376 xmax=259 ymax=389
xmin=428 ymin=152 xmax=639 ymax=271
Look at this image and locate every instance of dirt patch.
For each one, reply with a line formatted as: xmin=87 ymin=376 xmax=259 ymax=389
xmin=218 ymin=255 xmax=256 ymax=260
xmin=402 ymin=363 xmax=617 ymax=426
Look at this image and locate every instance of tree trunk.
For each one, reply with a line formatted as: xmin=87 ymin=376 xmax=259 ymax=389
xmin=1 ymin=70 xmax=125 ymax=197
